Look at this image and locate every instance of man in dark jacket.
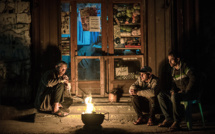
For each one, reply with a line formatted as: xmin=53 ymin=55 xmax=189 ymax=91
xmin=158 ymin=51 xmax=199 ymax=131
xmin=34 ymin=61 xmax=71 ymax=117
xmin=129 ymin=66 xmax=159 ymax=126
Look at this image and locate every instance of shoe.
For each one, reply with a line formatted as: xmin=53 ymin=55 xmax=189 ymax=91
xmin=133 ymin=117 xmax=144 ymax=125
xmin=158 ymin=120 xmax=173 ymax=127
xmin=147 ymin=118 xmax=154 ymax=126
xmin=168 ymin=122 xmax=181 ymax=131
xmin=52 ymin=109 xmax=69 ymax=117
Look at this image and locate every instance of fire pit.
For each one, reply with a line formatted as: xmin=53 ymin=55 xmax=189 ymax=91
xmin=81 ymin=112 xmax=109 ymax=126
xmin=81 ymin=96 xmax=109 ymax=126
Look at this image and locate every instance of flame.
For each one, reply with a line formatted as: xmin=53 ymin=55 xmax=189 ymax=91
xmin=85 ymin=96 xmax=95 ymax=113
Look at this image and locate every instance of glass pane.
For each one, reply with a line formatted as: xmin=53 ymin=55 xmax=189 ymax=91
xmin=61 ymin=2 xmax=71 ymax=79
xmin=77 ymin=3 xmax=102 ymax=56
xmin=113 ymin=3 xmax=142 ymax=55
xmin=78 ymin=59 xmax=100 ymax=80
xmin=114 ymin=58 xmax=141 ymax=80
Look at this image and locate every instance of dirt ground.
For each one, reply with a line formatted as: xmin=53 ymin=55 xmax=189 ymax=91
xmin=0 ymin=114 xmax=215 ymax=134
xmin=1 ymin=97 xmax=215 ymax=134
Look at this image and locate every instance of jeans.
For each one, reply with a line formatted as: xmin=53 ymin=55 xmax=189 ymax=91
xmin=157 ymin=90 xmax=187 ymax=123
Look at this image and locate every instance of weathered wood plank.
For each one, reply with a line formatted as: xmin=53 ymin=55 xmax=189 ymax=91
xmin=102 ymin=0 xmax=108 ymax=54
xmin=155 ymin=0 xmax=165 ymax=75
xmin=147 ymin=0 xmax=156 ymax=73
xmin=140 ymin=0 xmax=145 ymax=54
xmin=108 ymin=0 xmax=114 ymax=54
xmin=70 ymin=1 xmax=77 ymax=94
xmin=165 ymin=0 xmax=171 ymax=56
xmin=100 ymin=57 xmax=105 ymax=96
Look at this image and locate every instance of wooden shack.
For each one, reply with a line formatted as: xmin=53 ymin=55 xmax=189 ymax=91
xmin=31 ymin=0 xmax=199 ymax=98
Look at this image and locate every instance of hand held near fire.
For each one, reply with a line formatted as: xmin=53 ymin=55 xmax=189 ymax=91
xmin=63 ymin=75 xmax=69 ymax=81
xmin=65 ymin=82 xmax=71 ymax=90
xmin=60 ymin=75 xmax=69 ymax=84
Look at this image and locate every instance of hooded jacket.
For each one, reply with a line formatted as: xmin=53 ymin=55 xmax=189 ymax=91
xmin=171 ymin=61 xmax=197 ymax=94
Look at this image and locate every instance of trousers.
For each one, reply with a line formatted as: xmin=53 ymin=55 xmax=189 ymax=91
xmin=39 ymin=83 xmax=65 ymax=111
xmin=131 ymin=95 xmax=157 ymax=119
xmin=51 ymin=83 xmax=65 ymax=104
xmin=157 ymin=90 xmax=187 ymax=123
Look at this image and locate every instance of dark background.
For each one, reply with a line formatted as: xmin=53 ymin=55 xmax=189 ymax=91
xmin=196 ymin=0 xmax=215 ymax=105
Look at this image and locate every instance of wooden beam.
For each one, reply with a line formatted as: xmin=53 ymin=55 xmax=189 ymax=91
xmin=165 ymin=0 xmax=172 ymax=56
xmin=155 ymin=0 xmax=165 ymax=75
xmin=70 ymin=1 xmax=77 ymax=94
xmin=76 ymin=55 xmax=143 ymax=60
xmin=108 ymin=0 xmax=114 ymax=54
xmin=109 ymin=58 xmax=114 ymax=93
xmin=143 ymin=0 xmax=147 ymax=64
xmin=195 ymin=0 xmax=199 ymax=34
xmin=184 ymin=0 xmax=190 ymax=41
xmin=140 ymin=0 xmax=145 ymax=54
xmin=100 ymin=56 xmax=105 ymax=96
xmin=176 ymin=0 xmax=183 ymax=53
xmin=102 ymin=0 xmax=108 ymax=54
xmin=75 ymin=53 xmax=79 ymax=96
xmin=31 ymin=0 xmax=41 ymax=95
xmin=147 ymin=0 xmax=156 ymax=70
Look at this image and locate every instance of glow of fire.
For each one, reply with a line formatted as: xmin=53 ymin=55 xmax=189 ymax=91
xmin=85 ymin=96 xmax=94 ymax=113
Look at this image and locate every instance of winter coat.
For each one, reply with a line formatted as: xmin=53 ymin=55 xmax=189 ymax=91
xmin=129 ymin=74 xmax=159 ymax=97
xmin=34 ymin=69 xmax=64 ymax=111
xmin=171 ymin=61 xmax=198 ymax=96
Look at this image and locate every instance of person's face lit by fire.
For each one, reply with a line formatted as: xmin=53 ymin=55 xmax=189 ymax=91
xmin=168 ymin=55 xmax=179 ymax=68
xmin=57 ymin=64 xmax=67 ymax=77
xmin=140 ymin=72 xmax=150 ymax=82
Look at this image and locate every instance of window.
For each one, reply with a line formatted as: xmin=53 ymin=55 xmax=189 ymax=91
xmin=61 ymin=2 xmax=71 ymax=78
xmin=77 ymin=3 xmax=102 ymax=56
xmin=113 ymin=3 xmax=143 ymax=55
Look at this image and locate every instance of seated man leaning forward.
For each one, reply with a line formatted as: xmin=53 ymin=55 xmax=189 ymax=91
xmin=34 ymin=61 xmax=71 ymax=117
xmin=129 ymin=66 xmax=159 ymax=126
xmin=157 ymin=51 xmax=200 ymax=131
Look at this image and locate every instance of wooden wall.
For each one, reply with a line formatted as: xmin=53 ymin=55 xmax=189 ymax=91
xmin=32 ymin=0 xmax=61 ymax=98
xmin=32 ymin=0 xmax=61 ymax=72
xmin=146 ymin=0 xmax=199 ymax=90
xmin=175 ymin=0 xmax=200 ymax=63
xmin=147 ymin=0 xmax=172 ymax=83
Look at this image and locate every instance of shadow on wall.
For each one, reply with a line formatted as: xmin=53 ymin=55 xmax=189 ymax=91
xmin=41 ymin=45 xmax=61 ymax=72
xmin=157 ymin=58 xmax=172 ymax=94
xmin=31 ymin=45 xmax=62 ymax=101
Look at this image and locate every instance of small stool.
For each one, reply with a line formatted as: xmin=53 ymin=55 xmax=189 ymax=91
xmin=181 ymin=100 xmax=205 ymax=130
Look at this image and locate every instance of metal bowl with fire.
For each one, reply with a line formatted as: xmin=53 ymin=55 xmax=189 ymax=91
xmin=81 ymin=96 xmax=109 ymax=126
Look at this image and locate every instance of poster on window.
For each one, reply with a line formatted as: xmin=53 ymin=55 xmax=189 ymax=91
xmin=89 ymin=16 xmax=100 ymax=32
xmin=115 ymin=67 xmax=128 ymax=76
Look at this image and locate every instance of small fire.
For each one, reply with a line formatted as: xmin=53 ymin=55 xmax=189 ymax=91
xmin=84 ymin=96 xmax=95 ymax=113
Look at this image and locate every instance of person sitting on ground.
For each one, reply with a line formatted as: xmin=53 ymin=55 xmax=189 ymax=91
xmin=129 ymin=66 xmax=159 ymax=126
xmin=157 ymin=51 xmax=200 ymax=131
xmin=34 ymin=61 xmax=71 ymax=117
